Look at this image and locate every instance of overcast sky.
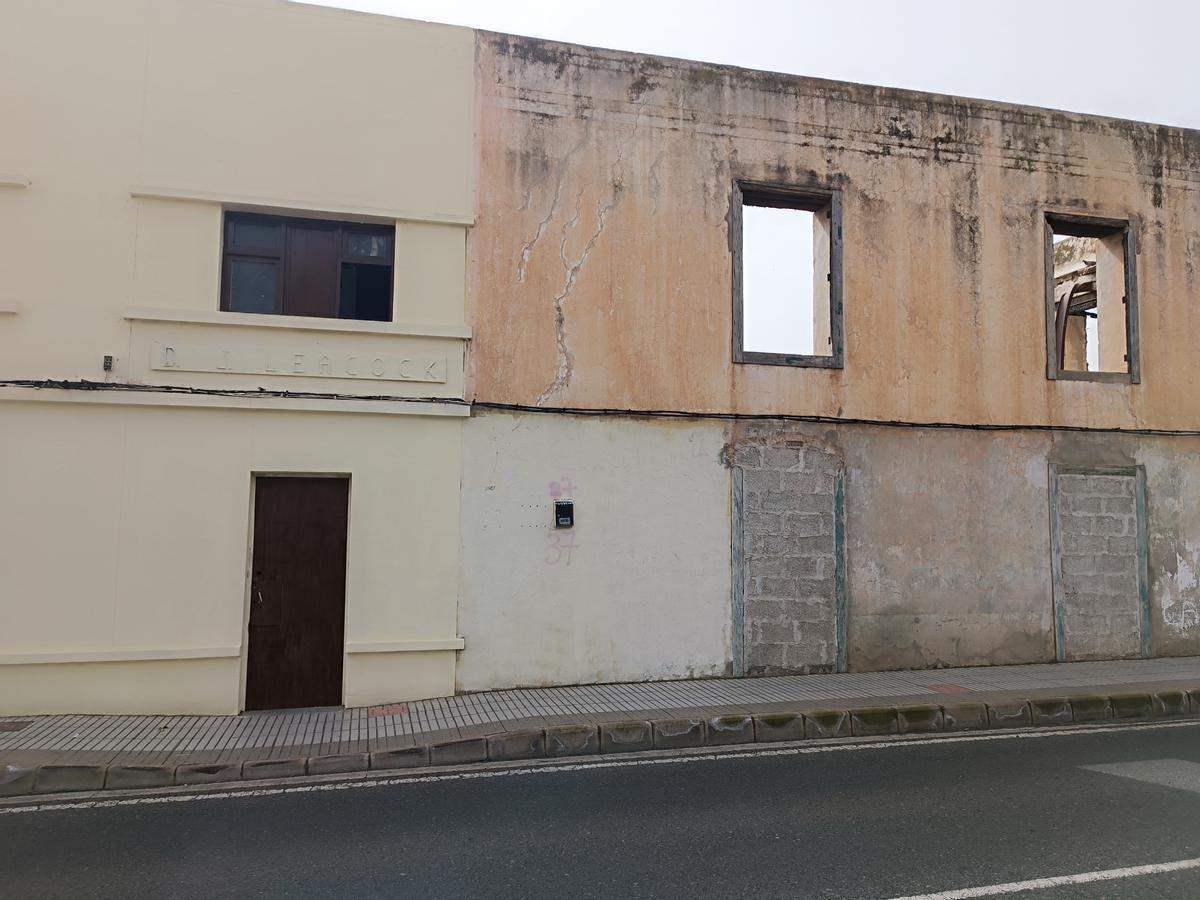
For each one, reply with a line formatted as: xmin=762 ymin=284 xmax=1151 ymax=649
xmin=308 ymin=0 xmax=1200 ymax=128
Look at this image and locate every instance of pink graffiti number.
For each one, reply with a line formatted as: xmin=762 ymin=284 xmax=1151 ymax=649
xmin=545 ymin=532 xmax=579 ymax=566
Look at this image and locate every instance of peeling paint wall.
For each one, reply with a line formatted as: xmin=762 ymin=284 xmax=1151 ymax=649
xmin=470 ymin=33 xmax=1200 ymax=431
xmin=457 ymin=410 xmax=731 ymax=691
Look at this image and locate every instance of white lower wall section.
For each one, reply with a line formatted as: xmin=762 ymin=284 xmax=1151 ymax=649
xmin=457 ymin=410 xmax=731 ymax=691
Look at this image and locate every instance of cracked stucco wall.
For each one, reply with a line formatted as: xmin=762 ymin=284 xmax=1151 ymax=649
xmin=468 ymin=32 xmax=1200 ymax=432
xmin=463 ymin=32 xmax=1200 ymax=678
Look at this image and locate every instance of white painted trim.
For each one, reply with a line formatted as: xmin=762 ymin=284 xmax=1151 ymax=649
xmin=123 ymin=307 xmax=471 ymax=340
xmin=345 ymin=639 xmax=466 ymax=654
xmin=0 ymin=385 xmax=471 ymax=417
xmin=130 ymin=186 xmax=474 ymax=227
xmin=0 ymin=647 xmax=240 ymax=665
xmin=0 ymin=174 xmax=30 ymax=188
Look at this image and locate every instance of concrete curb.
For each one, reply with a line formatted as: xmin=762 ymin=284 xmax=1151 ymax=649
xmin=3 ymin=687 xmax=1198 ymax=799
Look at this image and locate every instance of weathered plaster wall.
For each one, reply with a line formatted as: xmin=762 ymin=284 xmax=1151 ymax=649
xmin=834 ymin=427 xmax=1200 ymax=669
xmin=837 ymin=427 xmax=1055 ymax=669
xmin=458 ymin=411 xmax=1200 ymax=686
xmin=457 ymin=410 xmax=731 ymax=691
xmin=470 ymin=33 xmax=1200 ymax=431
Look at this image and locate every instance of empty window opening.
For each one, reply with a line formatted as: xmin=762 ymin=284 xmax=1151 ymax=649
xmin=222 ymin=212 xmax=394 ymax=322
xmin=1048 ymin=216 xmax=1135 ymax=378
xmin=734 ymin=185 xmax=841 ymax=367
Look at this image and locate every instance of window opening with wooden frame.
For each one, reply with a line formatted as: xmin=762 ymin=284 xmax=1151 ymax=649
xmin=221 ymin=212 xmax=395 ymax=322
xmin=732 ymin=182 xmax=843 ymax=368
xmin=1045 ymin=213 xmax=1139 ymax=382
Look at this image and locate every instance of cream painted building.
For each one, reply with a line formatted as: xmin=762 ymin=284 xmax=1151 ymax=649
xmin=0 ymin=0 xmax=474 ymax=714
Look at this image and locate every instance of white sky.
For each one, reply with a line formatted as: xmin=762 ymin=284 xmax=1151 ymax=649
xmin=742 ymin=207 xmax=817 ymax=355
xmin=305 ymin=0 xmax=1200 ymax=128
xmin=303 ymin=0 xmax=1199 ymax=351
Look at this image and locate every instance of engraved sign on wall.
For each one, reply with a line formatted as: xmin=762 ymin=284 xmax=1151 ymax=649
xmin=151 ymin=343 xmax=447 ymax=383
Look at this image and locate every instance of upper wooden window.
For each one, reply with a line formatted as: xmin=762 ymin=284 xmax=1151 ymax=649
xmin=221 ymin=212 xmax=395 ymax=322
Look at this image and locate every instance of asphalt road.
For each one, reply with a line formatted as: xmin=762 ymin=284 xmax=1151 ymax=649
xmin=3 ymin=722 xmax=1200 ymax=899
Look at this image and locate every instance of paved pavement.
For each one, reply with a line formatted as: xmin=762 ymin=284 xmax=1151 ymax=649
xmin=1 ymin=656 xmax=1196 ymax=767
xmin=3 ymin=719 xmax=1200 ymax=898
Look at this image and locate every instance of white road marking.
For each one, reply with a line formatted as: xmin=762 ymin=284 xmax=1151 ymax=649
xmin=1 ymin=719 xmax=1197 ymax=816
xmin=884 ymin=856 xmax=1200 ymax=899
xmin=1081 ymin=759 xmax=1200 ymax=795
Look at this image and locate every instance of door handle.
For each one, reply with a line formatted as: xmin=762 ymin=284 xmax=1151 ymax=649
xmin=254 ymin=589 xmax=264 ymax=606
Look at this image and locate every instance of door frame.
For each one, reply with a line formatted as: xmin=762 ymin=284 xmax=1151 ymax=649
xmin=1047 ymin=463 xmax=1151 ymax=662
xmin=238 ymin=472 xmax=353 ymax=712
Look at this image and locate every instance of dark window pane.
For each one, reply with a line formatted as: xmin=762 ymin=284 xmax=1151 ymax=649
xmin=229 ymin=219 xmax=283 ymax=254
xmin=283 ymin=224 xmax=339 ymax=318
xmin=344 ymin=231 xmax=391 ymax=259
xmin=227 ymin=258 xmax=277 ymax=314
xmin=340 ymin=262 xmax=391 ymax=321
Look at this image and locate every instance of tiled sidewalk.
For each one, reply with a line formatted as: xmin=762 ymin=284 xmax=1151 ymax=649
xmin=1 ymin=657 xmax=1196 ymax=768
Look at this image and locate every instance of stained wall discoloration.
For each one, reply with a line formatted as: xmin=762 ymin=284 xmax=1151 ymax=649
xmin=458 ymin=410 xmax=1200 ymax=686
xmin=464 ymin=32 xmax=1200 ymax=680
xmin=470 ymin=32 xmax=1200 ymax=430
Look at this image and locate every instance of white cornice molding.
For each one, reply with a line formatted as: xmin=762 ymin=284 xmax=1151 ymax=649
xmin=130 ymin=185 xmax=474 ymax=227
xmin=124 ymin=307 xmax=471 ymax=340
xmin=0 ymin=385 xmax=471 ymax=417
xmin=345 ymin=638 xmax=466 ymax=653
xmin=0 ymin=646 xmax=239 ymax=665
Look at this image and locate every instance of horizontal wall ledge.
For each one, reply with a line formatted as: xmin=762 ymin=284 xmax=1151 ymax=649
xmin=130 ymin=185 xmax=474 ymax=227
xmin=0 ymin=647 xmax=240 ymax=665
xmin=0 ymin=173 xmax=30 ymax=188
xmin=0 ymin=301 xmax=19 ymax=315
xmin=125 ymin=307 xmax=471 ymax=340
xmin=0 ymin=384 xmax=470 ymax=417
xmin=346 ymin=639 xmax=466 ymax=653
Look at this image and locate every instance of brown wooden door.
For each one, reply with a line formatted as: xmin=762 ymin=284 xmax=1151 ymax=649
xmin=246 ymin=477 xmax=349 ymax=711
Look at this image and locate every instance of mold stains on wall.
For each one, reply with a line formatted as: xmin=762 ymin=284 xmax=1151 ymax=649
xmin=471 ymin=32 xmax=1199 ymax=430
xmin=467 ymin=31 xmax=1200 ymax=684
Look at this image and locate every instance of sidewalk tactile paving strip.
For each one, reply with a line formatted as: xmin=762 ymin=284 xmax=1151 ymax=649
xmin=1 ymin=657 xmax=1196 ymax=761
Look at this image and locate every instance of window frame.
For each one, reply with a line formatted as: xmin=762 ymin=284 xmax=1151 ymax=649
xmin=731 ymin=180 xmax=844 ymax=369
xmin=1043 ymin=211 xmax=1140 ymax=384
xmin=220 ymin=211 xmax=395 ymax=322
